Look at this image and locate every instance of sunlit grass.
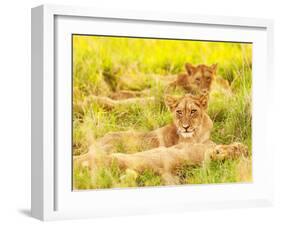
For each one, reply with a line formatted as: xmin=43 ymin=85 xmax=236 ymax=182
xmin=73 ymin=35 xmax=252 ymax=189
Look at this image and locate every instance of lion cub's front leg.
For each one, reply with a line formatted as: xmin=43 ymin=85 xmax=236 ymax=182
xmin=209 ymin=142 xmax=248 ymax=161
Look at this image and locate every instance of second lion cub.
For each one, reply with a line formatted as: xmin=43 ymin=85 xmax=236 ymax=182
xmin=166 ymin=63 xmax=231 ymax=96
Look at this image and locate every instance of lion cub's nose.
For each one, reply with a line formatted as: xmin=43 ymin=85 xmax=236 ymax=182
xmin=182 ymin=124 xmax=190 ymax=130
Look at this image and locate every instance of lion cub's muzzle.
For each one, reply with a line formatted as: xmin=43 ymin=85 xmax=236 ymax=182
xmin=178 ymin=126 xmax=195 ymax=138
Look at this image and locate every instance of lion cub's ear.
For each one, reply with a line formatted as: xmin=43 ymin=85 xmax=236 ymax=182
xmin=165 ymin=95 xmax=180 ymax=111
xmin=185 ymin=63 xmax=196 ymax=76
xmin=210 ymin=63 xmax=218 ymax=72
xmin=198 ymin=93 xmax=209 ymax=110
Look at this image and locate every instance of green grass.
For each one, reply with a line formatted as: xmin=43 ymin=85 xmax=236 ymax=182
xmin=73 ymin=35 xmax=252 ymax=189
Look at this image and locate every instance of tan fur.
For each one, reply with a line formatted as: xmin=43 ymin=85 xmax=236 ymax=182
xmin=88 ymin=142 xmax=247 ymax=185
xmin=165 ymin=63 xmax=231 ymax=96
xmin=101 ymin=93 xmax=212 ymax=151
xmin=75 ymin=94 xmax=213 ymax=167
xmin=74 ymin=93 xmax=248 ymax=185
xmin=166 ymin=63 xmax=217 ymax=94
xmin=74 ymin=62 xmax=245 ymax=186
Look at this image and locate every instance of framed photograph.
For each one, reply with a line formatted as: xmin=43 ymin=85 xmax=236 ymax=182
xmin=31 ymin=4 xmax=274 ymax=221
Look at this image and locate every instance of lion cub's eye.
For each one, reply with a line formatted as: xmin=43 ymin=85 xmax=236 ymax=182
xmin=206 ymin=77 xmax=211 ymax=82
xmin=176 ymin=110 xmax=183 ymax=115
xmin=191 ymin=109 xmax=197 ymax=114
xmin=195 ymin=78 xmax=200 ymax=82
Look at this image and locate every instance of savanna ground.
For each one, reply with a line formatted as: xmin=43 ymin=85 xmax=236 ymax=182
xmin=73 ymin=35 xmax=252 ymax=190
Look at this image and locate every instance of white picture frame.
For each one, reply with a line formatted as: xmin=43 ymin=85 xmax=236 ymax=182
xmin=31 ymin=4 xmax=274 ymax=221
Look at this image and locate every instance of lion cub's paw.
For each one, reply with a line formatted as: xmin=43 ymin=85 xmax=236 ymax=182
xmin=211 ymin=142 xmax=248 ymax=160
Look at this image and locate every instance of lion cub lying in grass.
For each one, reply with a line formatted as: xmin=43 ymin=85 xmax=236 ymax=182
xmin=75 ymin=93 xmax=247 ymax=184
xmin=75 ymin=63 xmax=230 ymax=112
xmin=78 ymin=93 xmax=213 ymax=158
xmin=166 ymin=63 xmax=231 ymax=95
xmin=109 ymin=142 xmax=247 ymax=184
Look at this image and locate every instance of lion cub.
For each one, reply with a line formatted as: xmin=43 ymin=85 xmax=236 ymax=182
xmin=74 ymin=92 xmax=248 ymax=185
xmin=110 ymin=142 xmax=248 ymax=184
xmin=80 ymin=142 xmax=248 ymax=185
xmin=166 ymin=63 xmax=231 ymax=96
xmin=75 ymin=93 xmax=213 ymax=168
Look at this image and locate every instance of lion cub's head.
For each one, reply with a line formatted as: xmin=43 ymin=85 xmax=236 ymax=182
xmin=185 ymin=63 xmax=217 ymax=93
xmin=165 ymin=93 xmax=208 ymax=139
